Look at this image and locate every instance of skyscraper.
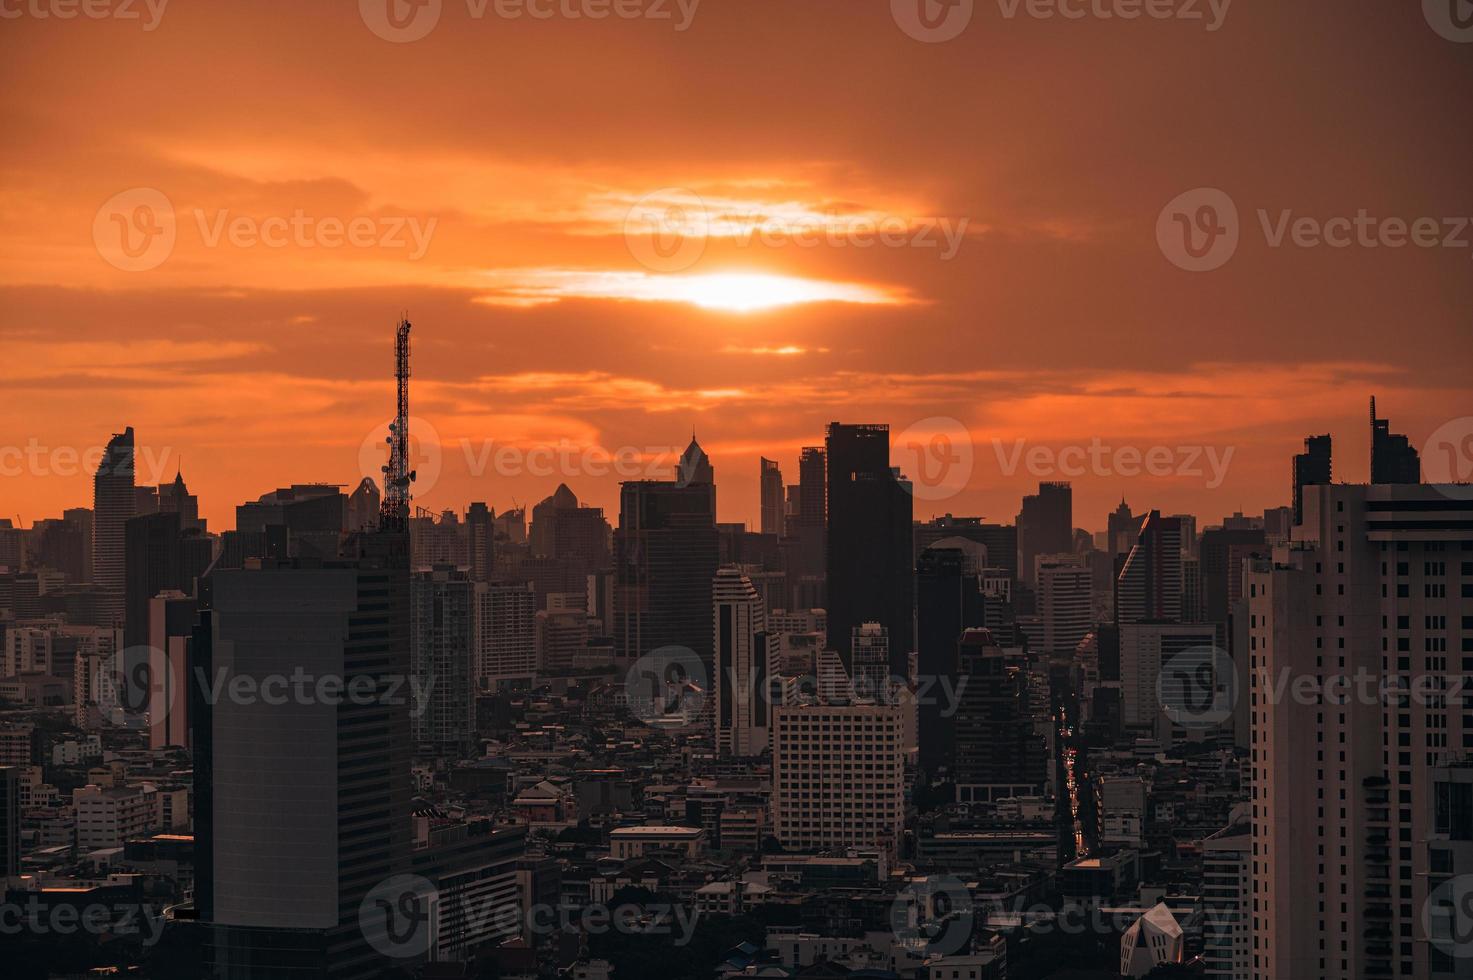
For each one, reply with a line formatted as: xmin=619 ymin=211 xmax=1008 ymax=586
xmin=92 ymin=426 xmax=135 ymax=621
xmin=195 ymin=531 xmax=411 ymax=979
xmin=1292 ymin=433 xmax=1332 ymax=525
xmin=1107 ymin=498 xmax=1139 ymax=556
xmin=825 ymin=423 xmax=913 ymax=670
xmin=952 ymin=628 xmax=1042 ymax=803
xmin=1248 ymin=483 xmax=1470 ymax=980
xmin=529 ymin=483 xmax=611 ymax=590
xmin=1018 ymin=481 xmax=1072 ymax=588
xmin=915 ymin=546 xmax=984 ymax=774
xmin=1115 ymin=511 xmax=1184 ymax=626
xmin=613 ymin=437 xmax=719 ymax=668
xmin=760 ymin=457 xmax=784 ymax=536
xmin=1037 ymin=553 xmax=1093 ymax=657
xmin=713 ymin=568 xmax=775 ymax=756
xmin=1370 ymin=396 xmax=1421 ymax=485
xmin=410 ymin=565 xmax=476 ymax=757
xmin=465 ymin=501 xmax=496 ymax=583
xmin=475 ymin=581 xmax=537 ymax=689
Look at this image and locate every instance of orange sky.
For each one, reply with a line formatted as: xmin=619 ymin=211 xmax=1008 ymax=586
xmin=3 ymin=0 xmax=1471 ymax=533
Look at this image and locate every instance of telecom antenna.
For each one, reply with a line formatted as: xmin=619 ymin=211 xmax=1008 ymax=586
xmin=379 ymin=317 xmax=415 ymax=531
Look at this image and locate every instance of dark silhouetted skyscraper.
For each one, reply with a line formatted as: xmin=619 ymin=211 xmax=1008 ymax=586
xmin=1115 ymin=510 xmax=1184 ymax=626
xmin=195 ymin=530 xmax=411 ymax=979
xmin=613 ymin=437 xmax=719 ymax=668
xmin=1369 ymin=396 xmax=1420 ymax=484
xmin=1292 ymin=434 xmax=1332 ymax=525
xmin=92 ymin=427 xmax=135 ymax=621
xmin=1018 ymin=481 xmax=1072 ymax=588
xmin=915 ymin=547 xmax=984 ymax=774
xmin=825 ymin=423 xmax=913 ymax=671
xmin=760 ymin=457 xmax=784 ymax=536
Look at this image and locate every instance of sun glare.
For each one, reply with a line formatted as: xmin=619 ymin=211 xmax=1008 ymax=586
xmin=477 ymin=269 xmax=899 ymax=312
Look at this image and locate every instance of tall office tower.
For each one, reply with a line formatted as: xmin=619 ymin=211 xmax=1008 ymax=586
xmin=771 ymin=702 xmax=905 ymax=857
xmin=1200 ymin=524 xmax=1268 ymax=628
xmin=157 ymin=469 xmax=205 ymax=532
xmin=1108 ymin=498 xmax=1139 ymax=556
xmin=779 ymin=447 xmax=828 ymax=610
xmin=713 ymin=568 xmax=776 ymax=756
xmin=494 ymin=506 xmax=527 ymax=547
xmin=613 ymin=439 xmax=719 ymax=667
xmin=1370 ymin=396 xmax=1422 ymax=485
xmin=346 ymin=478 xmax=380 ymax=532
xmin=1018 ymin=481 xmax=1072 ymax=588
xmin=1037 ymin=554 xmax=1093 ymax=657
xmin=0 ymin=765 xmax=17 ymax=878
xmin=1293 ymin=434 xmax=1333 ymax=525
xmin=195 ymin=531 xmax=411 ymax=979
xmin=409 ymin=509 xmax=468 ymax=570
xmin=797 ymin=447 xmax=826 ymax=529
xmin=760 ymin=458 xmax=785 ymax=536
xmin=410 ymin=565 xmax=475 ymax=758
xmin=124 ymin=511 xmax=183 ymax=651
xmin=236 ymin=485 xmax=348 ymax=561
xmin=148 ymin=590 xmax=196 ymax=750
xmin=1202 ymin=810 xmax=1251 ymax=980
xmin=953 ymin=628 xmax=1042 ymax=803
xmin=465 ymin=502 xmax=496 ymax=583
xmin=1263 ymin=505 xmax=1294 ymax=545
xmin=474 ymin=581 xmax=537 ymax=689
xmin=825 ymin=423 xmax=914 ymax=671
xmin=92 ymin=427 xmax=135 ymax=621
xmin=536 ymin=592 xmax=588 ymax=673
xmin=1115 ymin=511 xmax=1185 ymax=626
xmin=529 ymin=484 xmax=611 ymax=583
xmin=916 ymin=547 xmax=984 ymax=774
xmin=1119 ymin=621 xmax=1223 ymax=741
xmin=913 ymin=515 xmax=1019 ymax=582
xmin=851 ymin=622 xmax=891 ymax=701
xmin=1248 ymin=483 xmax=1471 ymax=980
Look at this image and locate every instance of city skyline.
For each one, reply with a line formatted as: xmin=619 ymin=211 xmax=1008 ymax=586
xmin=3 ymin=3 xmax=1471 ymax=534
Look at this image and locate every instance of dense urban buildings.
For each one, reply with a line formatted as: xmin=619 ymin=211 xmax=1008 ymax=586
xmin=2 ymin=328 xmax=1466 ymax=980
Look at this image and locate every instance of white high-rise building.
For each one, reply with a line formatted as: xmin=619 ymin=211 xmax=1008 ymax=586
xmin=1038 ymin=553 xmax=1093 ymax=657
xmin=1120 ymin=620 xmax=1222 ymax=736
xmin=1249 ymin=484 xmax=1473 ymax=980
xmin=1202 ymin=810 xmax=1251 ymax=980
xmin=474 ymin=581 xmax=537 ymax=689
xmin=772 ymin=702 xmax=904 ymax=858
xmin=713 ymin=568 xmax=776 ymax=756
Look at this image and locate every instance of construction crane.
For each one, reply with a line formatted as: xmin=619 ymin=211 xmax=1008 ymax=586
xmin=379 ymin=317 xmax=415 ymax=531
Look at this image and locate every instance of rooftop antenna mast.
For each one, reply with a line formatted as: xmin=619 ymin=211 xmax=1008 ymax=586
xmin=379 ymin=316 xmax=415 ymax=531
